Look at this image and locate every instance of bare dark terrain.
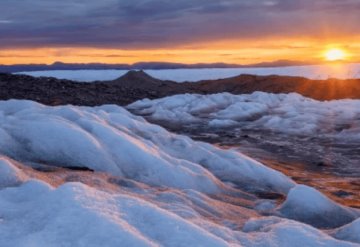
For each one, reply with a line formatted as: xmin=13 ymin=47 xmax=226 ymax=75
xmin=1 ymin=71 xmax=360 ymax=107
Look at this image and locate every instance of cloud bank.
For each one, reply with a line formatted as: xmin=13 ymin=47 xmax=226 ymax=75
xmin=1 ymin=0 xmax=360 ymax=48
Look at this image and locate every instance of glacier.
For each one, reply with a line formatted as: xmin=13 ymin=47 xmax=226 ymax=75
xmin=0 ymin=99 xmax=359 ymax=246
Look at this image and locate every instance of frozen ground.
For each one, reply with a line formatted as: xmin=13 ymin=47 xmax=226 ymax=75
xmin=0 ymin=99 xmax=359 ymax=246
xmin=128 ymin=92 xmax=360 ymax=207
xmin=128 ymin=92 xmax=360 ymax=140
xmin=17 ymin=63 xmax=360 ymax=82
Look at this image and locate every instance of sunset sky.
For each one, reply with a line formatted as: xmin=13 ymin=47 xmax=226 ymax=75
xmin=1 ymin=0 xmax=360 ymax=65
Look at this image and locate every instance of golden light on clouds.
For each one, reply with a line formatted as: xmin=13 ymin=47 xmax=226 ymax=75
xmin=0 ymin=38 xmax=359 ymax=65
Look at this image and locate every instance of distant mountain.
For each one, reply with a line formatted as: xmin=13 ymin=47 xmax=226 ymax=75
xmin=0 ymin=60 xmax=320 ymax=73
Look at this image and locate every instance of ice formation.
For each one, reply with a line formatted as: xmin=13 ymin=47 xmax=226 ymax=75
xmin=128 ymin=92 xmax=360 ymax=140
xmin=0 ymin=99 xmax=359 ymax=246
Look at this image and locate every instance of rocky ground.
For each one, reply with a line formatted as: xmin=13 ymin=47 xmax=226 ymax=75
xmin=1 ymin=70 xmax=360 ymax=107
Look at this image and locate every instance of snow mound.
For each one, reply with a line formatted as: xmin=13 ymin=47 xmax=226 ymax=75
xmin=0 ymin=180 xmax=357 ymax=247
xmin=0 ymin=157 xmax=27 ymax=188
xmin=242 ymin=216 xmax=357 ymax=247
xmin=278 ymin=185 xmax=359 ymax=228
xmin=333 ymin=218 xmax=360 ymax=244
xmin=0 ymin=100 xmax=294 ymax=194
xmin=128 ymin=92 xmax=360 ymax=139
xmin=0 ymin=181 xmax=230 ymax=247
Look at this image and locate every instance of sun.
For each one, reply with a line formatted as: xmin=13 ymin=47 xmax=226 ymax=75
xmin=325 ymin=48 xmax=346 ymax=61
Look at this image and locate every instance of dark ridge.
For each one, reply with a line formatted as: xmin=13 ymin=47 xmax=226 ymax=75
xmin=196 ymin=74 xmax=360 ymax=101
xmin=0 ymin=60 xmax=322 ymax=73
xmin=1 ymin=71 xmax=360 ymax=106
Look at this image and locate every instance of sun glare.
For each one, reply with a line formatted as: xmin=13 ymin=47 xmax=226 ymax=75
xmin=325 ymin=48 xmax=346 ymax=61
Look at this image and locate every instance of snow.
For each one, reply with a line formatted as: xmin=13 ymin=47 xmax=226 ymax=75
xmin=17 ymin=63 xmax=360 ymax=82
xmin=128 ymin=92 xmax=360 ymax=139
xmin=0 ymin=99 xmax=359 ymax=246
xmin=278 ymin=185 xmax=359 ymax=228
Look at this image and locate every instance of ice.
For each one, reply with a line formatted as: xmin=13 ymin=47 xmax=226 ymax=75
xmin=0 ymin=157 xmax=27 ymax=188
xmin=17 ymin=69 xmax=130 ymax=82
xmin=0 ymin=99 xmax=294 ymax=194
xmin=0 ymin=179 xmax=358 ymax=247
xmin=278 ymin=185 xmax=359 ymax=228
xmin=242 ymin=217 xmax=357 ymax=247
xmin=128 ymin=92 xmax=360 ymax=139
xmin=334 ymin=218 xmax=360 ymax=244
xmin=18 ymin=63 xmax=360 ymax=82
xmin=0 ymin=181 xmax=229 ymax=247
xmin=1 ymin=99 xmax=359 ymax=246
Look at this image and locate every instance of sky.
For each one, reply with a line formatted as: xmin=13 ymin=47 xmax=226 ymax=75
xmin=1 ymin=0 xmax=360 ymax=65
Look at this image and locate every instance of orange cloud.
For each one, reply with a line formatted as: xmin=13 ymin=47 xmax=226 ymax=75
xmin=1 ymin=38 xmax=359 ymax=65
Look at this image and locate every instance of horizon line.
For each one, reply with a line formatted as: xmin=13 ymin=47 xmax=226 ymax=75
xmin=1 ymin=59 xmax=357 ymax=67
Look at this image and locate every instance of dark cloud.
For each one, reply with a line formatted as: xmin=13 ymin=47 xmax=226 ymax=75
xmin=0 ymin=0 xmax=359 ymax=48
